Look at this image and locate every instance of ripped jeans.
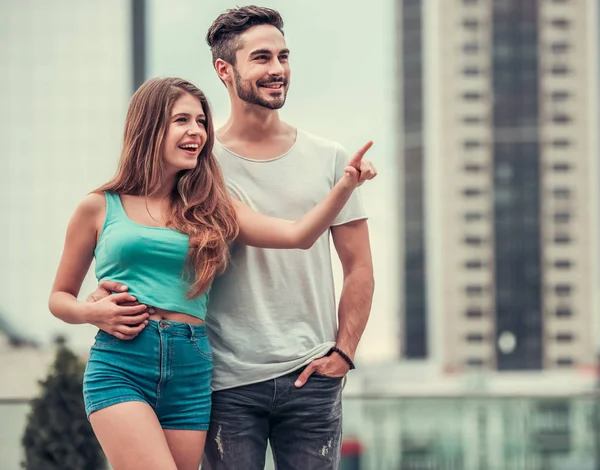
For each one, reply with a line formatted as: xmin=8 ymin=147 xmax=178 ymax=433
xmin=202 ymin=366 xmax=343 ymax=470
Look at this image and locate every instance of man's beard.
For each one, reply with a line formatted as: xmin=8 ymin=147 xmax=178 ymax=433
xmin=232 ymin=67 xmax=288 ymax=110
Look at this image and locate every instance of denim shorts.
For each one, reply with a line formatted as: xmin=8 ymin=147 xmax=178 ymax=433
xmin=83 ymin=319 xmax=213 ymax=430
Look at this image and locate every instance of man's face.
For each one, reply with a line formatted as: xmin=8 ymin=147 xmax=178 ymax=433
xmin=231 ymin=25 xmax=290 ymax=110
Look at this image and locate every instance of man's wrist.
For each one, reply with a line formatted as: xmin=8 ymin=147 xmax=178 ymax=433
xmin=327 ymin=346 xmax=356 ymax=370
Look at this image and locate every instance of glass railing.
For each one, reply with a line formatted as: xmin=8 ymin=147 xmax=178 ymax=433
xmin=3 ymin=395 xmax=600 ymax=470
xmin=340 ymin=395 xmax=600 ymax=470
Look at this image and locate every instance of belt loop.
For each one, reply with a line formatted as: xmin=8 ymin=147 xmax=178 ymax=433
xmin=188 ymin=324 xmax=195 ymax=342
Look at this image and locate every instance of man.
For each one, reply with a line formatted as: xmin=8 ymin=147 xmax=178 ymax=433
xmin=202 ymin=6 xmax=374 ymax=469
xmin=91 ymin=5 xmax=374 ymax=469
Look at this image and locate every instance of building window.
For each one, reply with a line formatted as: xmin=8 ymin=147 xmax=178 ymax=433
xmin=552 ymin=188 xmax=571 ymax=199
xmin=550 ymin=18 xmax=570 ymax=29
xmin=463 ymin=18 xmax=480 ymax=30
xmin=466 ymin=358 xmax=485 ymax=366
xmin=464 ymin=212 xmax=485 ymax=222
xmin=463 ymin=91 xmax=485 ymax=101
xmin=551 ymin=163 xmax=571 ymax=172
xmin=550 ymin=90 xmax=570 ymax=101
xmin=465 ymin=259 xmax=485 ymax=269
xmin=465 ymin=236 xmax=485 ymax=245
xmin=554 ymin=284 xmax=572 ymax=296
xmin=463 ymin=140 xmax=484 ymax=150
xmin=556 ymin=332 xmax=574 ymax=342
xmin=463 ymin=115 xmax=484 ymax=124
xmin=550 ymin=65 xmax=570 ymax=76
xmin=466 ymin=307 xmax=484 ymax=318
xmin=465 ymin=285 xmax=486 ymax=296
xmin=556 ymin=306 xmax=572 ymax=317
xmin=463 ymin=66 xmax=483 ymax=76
xmin=466 ymin=333 xmax=485 ymax=342
xmin=554 ymin=234 xmax=572 ymax=244
xmin=550 ymin=42 xmax=570 ymax=54
xmin=553 ymin=212 xmax=571 ymax=224
xmin=463 ymin=42 xmax=480 ymax=54
xmin=463 ymin=188 xmax=486 ymax=197
xmin=556 ymin=357 xmax=574 ymax=367
xmin=554 ymin=259 xmax=572 ymax=269
xmin=551 ymin=138 xmax=570 ymax=148
xmin=464 ymin=163 xmax=486 ymax=172
xmin=552 ymin=113 xmax=572 ymax=124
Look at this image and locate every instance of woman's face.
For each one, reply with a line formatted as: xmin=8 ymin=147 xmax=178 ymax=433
xmin=163 ymin=92 xmax=208 ymax=174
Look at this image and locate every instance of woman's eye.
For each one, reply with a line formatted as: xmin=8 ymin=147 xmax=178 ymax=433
xmin=176 ymin=117 xmax=186 ymax=122
xmin=198 ymin=120 xmax=206 ymax=127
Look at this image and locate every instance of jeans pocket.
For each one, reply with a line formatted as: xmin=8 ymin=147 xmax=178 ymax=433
xmin=312 ymin=371 xmax=345 ymax=380
xmin=92 ymin=330 xmax=121 ymax=349
xmin=192 ymin=334 xmax=213 ymax=360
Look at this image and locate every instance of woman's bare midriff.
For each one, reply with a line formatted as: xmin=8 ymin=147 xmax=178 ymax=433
xmin=148 ymin=306 xmax=205 ymax=325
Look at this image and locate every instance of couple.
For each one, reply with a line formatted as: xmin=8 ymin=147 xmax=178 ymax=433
xmin=49 ymin=6 xmax=375 ymax=470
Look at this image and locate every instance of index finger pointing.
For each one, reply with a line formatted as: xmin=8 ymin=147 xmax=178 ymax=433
xmin=347 ymin=141 xmax=373 ymax=169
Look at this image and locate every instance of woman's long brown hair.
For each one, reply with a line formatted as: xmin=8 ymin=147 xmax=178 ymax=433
xmin=97 ymin=77 xmax=239 ymax=298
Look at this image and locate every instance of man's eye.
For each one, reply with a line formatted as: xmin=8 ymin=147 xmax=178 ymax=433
xmin=279 ymin=55 xmax=289 ymax=61
xmin=255 ymin=56 xmax=268 ymax=61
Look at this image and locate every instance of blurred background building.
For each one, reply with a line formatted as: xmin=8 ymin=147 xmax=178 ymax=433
xmin=400 ymin=0 xmax=600 ymax=374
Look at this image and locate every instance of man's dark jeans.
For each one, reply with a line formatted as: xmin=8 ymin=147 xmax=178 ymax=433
xmin=202 ymin=367 xmax=343 ymax=470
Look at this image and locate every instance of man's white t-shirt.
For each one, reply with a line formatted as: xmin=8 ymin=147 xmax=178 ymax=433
xmin=207 ymin=128 xmax=367 ymax=391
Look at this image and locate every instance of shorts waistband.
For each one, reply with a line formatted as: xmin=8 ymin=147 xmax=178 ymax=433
xmin=146 ymin=319 xmax=206 ymax=338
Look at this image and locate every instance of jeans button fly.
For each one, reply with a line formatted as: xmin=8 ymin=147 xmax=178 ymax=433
xmin=159 ymin=321 xmax=167 ymax=328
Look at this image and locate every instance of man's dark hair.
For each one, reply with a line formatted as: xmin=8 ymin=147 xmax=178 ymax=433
xmin=206 ymin=5 xmax=284 ymax=67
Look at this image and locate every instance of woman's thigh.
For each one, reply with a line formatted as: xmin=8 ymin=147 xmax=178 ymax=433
xmin=164 ymin=429 xmax=207 ymax=470
xmin=89 ymin=401 xmax=177 ymax=470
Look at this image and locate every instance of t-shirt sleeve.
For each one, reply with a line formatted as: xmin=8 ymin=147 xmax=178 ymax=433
xmin=332 ymin=143 xmax=368 ymax=226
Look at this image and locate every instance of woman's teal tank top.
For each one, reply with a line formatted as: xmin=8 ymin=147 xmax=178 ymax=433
xmin=94 ymin=192 xmax=209 ymax=320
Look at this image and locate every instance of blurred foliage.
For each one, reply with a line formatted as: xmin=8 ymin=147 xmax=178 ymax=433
xmin=21 ymin=340 xmax=105 ymax=470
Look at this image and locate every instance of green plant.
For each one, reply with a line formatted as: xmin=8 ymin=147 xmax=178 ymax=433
xmin=21 ymin=338 xmax=105 ymax=470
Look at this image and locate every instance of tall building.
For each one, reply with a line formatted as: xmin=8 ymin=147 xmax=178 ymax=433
xmin=399 ymin=0 xmax=600 ymax=371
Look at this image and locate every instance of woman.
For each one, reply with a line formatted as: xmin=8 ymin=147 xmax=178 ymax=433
xmin=49 ymin=77 xmax=374 ymax=470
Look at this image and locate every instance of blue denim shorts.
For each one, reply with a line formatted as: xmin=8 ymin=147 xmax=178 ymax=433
xmin=83 ymin=319 xmax=213 ymax=430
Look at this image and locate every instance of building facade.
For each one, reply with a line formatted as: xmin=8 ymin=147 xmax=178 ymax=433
xmin=399 ymin=0 xmax=600 ymax=371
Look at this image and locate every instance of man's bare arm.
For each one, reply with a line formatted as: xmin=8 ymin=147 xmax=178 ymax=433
xmin=294 ymin=219 xmax=374 ymax=386
xmin=85 ymin=281 xmax=152 ymax=339
xmin=332 ymin=219 xmax=374 ymax=359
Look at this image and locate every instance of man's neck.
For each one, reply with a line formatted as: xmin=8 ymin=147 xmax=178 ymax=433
xmin=218 ymin=101 xmax=287 ymax=143
xmin=216 ymin=101 xmax=296 ymax=160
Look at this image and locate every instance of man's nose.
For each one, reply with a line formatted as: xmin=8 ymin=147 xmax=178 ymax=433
xmin=269 ymin=59 xmax=285 ymax=77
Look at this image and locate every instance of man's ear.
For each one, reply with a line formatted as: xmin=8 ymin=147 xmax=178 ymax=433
xmin=215 ymin=59 xmax=232 ymax=84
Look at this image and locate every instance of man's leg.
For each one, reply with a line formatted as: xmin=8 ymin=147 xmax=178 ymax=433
xmin=202 ymin=382 xmax=272 ymax=470
xmin=269 ymin=371 xmax=343 ymax=470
